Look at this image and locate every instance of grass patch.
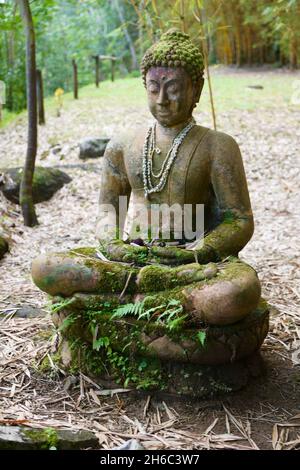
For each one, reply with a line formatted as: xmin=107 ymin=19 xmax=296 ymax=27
xmin=0 ymin=68 xmax=297 ymax=130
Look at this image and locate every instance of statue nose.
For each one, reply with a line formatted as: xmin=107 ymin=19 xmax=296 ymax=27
xmin=157 ymin=88 xmax=169 ymax=106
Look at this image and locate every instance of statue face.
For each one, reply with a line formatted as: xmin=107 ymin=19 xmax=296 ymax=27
xmin=146 ymin=67 xmax=201 ymax=127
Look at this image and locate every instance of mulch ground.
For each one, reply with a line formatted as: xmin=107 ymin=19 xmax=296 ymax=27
xmin=0 ymin=70 xmax=299 ymax=450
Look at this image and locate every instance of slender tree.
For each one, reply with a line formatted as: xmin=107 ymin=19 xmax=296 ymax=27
xmin=72 ymin=59 xmax=78 ymax=99
xmin=36 ymin=69 xmax=45 ymax=125
xmin=194 ymin=1 xmax=217 ymax=130
xmin=17 ymin=0 xmax=38 ymax=226
xmin=94 ymin=55 xmax=100 ymax=88
xmin=113 ymin=0 xmax=138 ymax=70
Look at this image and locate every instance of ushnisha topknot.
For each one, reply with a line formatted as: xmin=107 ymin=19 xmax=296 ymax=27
xmin=141 ymin=28 xmax=204 ymax=87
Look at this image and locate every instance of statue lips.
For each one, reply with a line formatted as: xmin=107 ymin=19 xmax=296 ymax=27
xmin=157 ymin=110 xmax=171 ymax=117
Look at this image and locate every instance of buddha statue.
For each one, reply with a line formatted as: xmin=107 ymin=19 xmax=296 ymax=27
xmin=32 ymin=30 xmax=269 ymax=395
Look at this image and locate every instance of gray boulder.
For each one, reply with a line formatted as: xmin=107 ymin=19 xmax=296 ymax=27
xmin=0 ymin=426 xmax=99 ymax=450
xmin=0 ymin=167 xmax=72 ymax=204
xmin=0 ymin=234 xmax=8 ymax=259
xmin=79 ymin=137 xmax=110 ymax=160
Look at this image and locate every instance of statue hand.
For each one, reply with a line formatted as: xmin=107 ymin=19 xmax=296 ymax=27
xmin=106 ymin=240 xmax=148 ymax=264
xmin=193 ymin=244 xmax=218 ymax=264
xmin=149 ymin=245 xmax=195 ymax=265
xmin=149 ymin=244 xmax=218 ymax=265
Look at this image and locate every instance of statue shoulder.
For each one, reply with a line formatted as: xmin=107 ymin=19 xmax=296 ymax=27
xmin=107 ymin=126 xmax=148 ymax=154
xmin=196 ymin=127 xmax=242 ymax=162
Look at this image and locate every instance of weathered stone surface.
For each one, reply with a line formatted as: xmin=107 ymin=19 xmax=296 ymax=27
xmin=0 ymin=235 xmax=8 ymax=259
xmin=147 ymin=335 xmax=187 ymax=361
xmin=79 ymin=137 xmax=110 ymax=160
xmin=52 ymin=298 xmax=268 ymax=370
xmin=14 ymin=306 xmax=45 ymax=318
xmin=0 ymin=167 xmax=72 ymax=204
xmin=0 ymin=426 xmax=99 ymax=450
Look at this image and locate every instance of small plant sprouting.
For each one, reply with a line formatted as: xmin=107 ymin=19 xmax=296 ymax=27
xmin=93 ymin=336 xmax=110 ymax=352
xmin=197 ymin=330 xmax=207 ymax=347
xmin=49 ymin=297 xmax=75 ymax=314
xmin=110 ymin=300 xmax=145 ymax=319
xmin=110 ymin=298 xmax=186 ymax=331
xmin=58 ymin=313 xmax=79 ymax=332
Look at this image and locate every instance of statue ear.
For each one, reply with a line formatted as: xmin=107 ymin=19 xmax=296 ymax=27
xmin=194 ymin=78 xmax=204 ymax=104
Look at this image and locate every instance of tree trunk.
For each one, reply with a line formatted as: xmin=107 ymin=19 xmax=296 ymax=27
xmin=151 ymin=0 xmax=163 ymax=34
xmin=94 ymin=56 xmax=100 ymax=87
xmin=72 ymin=59 xmax=78 ymax=99
xmin=17 ymin=0 xmax=38 ymax=227
xmin=5 ymin=2 xmax=17 ymax=112
xmin=36 ymin=69 xmax=45 ymax=125
xmin=289 ymin=33 xmax=298 ymax=69
xmin=195 ymin=2 xmax=217 ymax=131
xmin=113 ymin=0 xmax=138 ymax=71
xmin=246 ymin=26 xmax=252 ymax=65
xmin=111 ymin=59 xmax=115 ymax=82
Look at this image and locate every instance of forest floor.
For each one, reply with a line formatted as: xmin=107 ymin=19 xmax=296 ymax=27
xmin=0 ymin=68 xmax=299 ymax=450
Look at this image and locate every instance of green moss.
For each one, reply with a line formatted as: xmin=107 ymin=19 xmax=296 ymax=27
xmin=69 ymin=247 xmax=99 ymax=258
xmin=23 ymin=428 xmax=58 ymax=449
xmin=138 ymin=263 xmax=211 ymax=292
xmin=37 ymin=352 xmax=61 ymax=375
xmin=47 ymin=295 xmax=269 ymax=395
xmin=141 ymin=29 xmax=204 ymax=86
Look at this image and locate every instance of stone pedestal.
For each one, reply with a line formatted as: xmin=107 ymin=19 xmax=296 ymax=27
xmin=48 ymin=294 xmax=269 ymax=398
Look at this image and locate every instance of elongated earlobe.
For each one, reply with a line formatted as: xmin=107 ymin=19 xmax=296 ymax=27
xmin=194 ymin=78 xmax=204 ymax=104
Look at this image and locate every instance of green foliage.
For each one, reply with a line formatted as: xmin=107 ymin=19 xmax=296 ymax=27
xmin=92 ymin=335 xmax=110 ymax=352
xmin=1 ymin=0 xmax=299 ymax=121
xmin=58 ymin=313 xmax=79 ymax=332
xmin=110 ymin=300 xmax=145 ymax=319
xmin=23 ymin=427 xmax=58 ymax=450
xmin=110 ymin=298 xmax=185 ymax=331
xmin=50 ymin=297 xmax=75 ymax=314
xmin=154 ymin=299 xmax=184 ymax=330
xmin=197 ymin=330 xmax=207 ymax=347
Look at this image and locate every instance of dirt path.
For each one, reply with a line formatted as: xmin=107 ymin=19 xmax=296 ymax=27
xmin=0 ymin=73 xmax=299 ymax=450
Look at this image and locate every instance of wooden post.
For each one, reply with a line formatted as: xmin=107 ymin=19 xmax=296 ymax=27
xmin=111 ymin=59 xmax=115 ymax=82
xmin=72 ymin=59 xmax=78 ymax=99
xmin=36 ymin=69 xmax=45 ymax=125
xmin=95 ymin=56 xmax=100 ymax=87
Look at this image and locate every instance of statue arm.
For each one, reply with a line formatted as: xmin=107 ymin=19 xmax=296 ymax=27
xmin=199 ymin=132 xmax=254 ymax=260
xmin=96 ymin=138 xmax=131 ymax=241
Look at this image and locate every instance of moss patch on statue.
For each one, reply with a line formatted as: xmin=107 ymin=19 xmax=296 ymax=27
xmin=141 ymin=28 xmax=204 ymax=86
xmin=48 ymin=293 xmax=269 ymax=392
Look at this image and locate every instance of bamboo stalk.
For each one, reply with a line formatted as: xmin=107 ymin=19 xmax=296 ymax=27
xmin=194 ymin=1 xmax=217 ymax=131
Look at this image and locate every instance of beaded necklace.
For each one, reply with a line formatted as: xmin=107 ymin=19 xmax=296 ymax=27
xmin=142 ymin=118 xmax=195 ymax=199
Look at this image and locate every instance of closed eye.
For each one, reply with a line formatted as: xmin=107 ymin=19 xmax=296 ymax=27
xmin=167 ymin=86 xmax=179 ymax=93
xmin=149 ymin=86 xmax=159 ymax=94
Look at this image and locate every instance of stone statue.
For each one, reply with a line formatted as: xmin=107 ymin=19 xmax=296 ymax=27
xmin=32 ymin=30 xmax=269 ymax=395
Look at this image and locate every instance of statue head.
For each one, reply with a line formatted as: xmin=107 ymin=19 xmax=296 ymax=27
xmin=141 ymin=29 xmax=204 ymax=127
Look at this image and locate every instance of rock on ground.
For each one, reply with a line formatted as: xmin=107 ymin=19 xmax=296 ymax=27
xmin=0 ymin=426 xmax=99 ymax=450
xmin=79 ymin=137 xmax=110 ymax=159
xmin=0 ymin=167 xmax=72 ymax=204
xmin=0 ymin=235 xmax=8 ymax=259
